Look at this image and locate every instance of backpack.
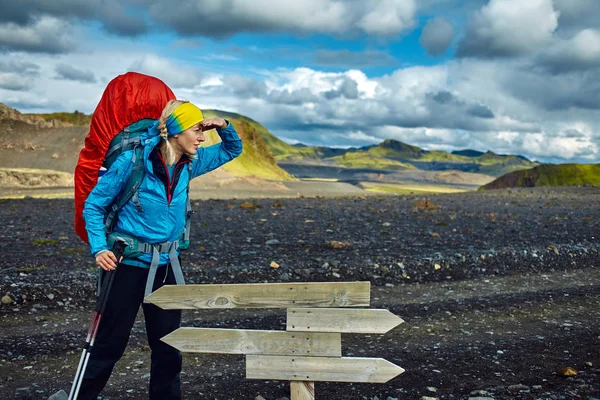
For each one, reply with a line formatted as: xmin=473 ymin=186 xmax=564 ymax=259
xmin=74 ymin=72 xmax=175 ymax=243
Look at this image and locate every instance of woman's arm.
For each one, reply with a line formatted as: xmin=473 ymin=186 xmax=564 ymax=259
xmin=191 ymin=119 xmax=243 ymax=178
xmin=83 ymin=151 xmax=134 ymax=258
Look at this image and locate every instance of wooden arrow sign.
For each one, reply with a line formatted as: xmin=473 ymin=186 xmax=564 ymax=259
xmin=144 ymin=282 xmax=370 ymax=309
xmin=286 ymin=308 xmax=404 ymax=334
xmin=161 ymin=328 xmax=341 ymax=357
xmin=246 ymin=355 xmax=404 ymax=383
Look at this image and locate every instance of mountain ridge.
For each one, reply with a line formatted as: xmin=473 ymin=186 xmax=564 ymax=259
xmin=270 ymin=135 xmax=539 ymax=177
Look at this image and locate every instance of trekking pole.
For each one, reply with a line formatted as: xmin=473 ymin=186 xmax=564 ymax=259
xmin=68 ymin=242 xmax=125 ymax=400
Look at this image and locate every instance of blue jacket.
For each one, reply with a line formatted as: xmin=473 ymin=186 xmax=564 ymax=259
xmin=83 ymin=121 xmax=243 ymax=266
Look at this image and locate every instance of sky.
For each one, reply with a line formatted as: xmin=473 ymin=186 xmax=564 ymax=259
xmin=0 ymin=0 xmax=599 ymax=163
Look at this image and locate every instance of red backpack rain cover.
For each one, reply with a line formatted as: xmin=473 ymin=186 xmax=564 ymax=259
xmin=74 ymin=72 xmax=175 ymax=243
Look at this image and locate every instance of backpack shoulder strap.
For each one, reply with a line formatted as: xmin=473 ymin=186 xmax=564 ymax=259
xmin=102 ymin=119 xmax=157 ymax=235
xmin=104 ymin=145 xmax=145 ymax=235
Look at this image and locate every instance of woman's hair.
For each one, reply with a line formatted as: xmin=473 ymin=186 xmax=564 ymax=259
xmin=157 ymin=99 xmax=189 ymax=165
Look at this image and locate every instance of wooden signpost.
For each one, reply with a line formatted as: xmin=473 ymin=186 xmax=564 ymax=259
xmin=145 ymin=282 xmax=404 ymax=399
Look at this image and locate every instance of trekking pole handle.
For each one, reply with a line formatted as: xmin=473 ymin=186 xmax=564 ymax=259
xmin=95 ymin=241 xmax=126 ymax=311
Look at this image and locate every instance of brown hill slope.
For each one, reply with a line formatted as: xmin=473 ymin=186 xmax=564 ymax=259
xmin=0 ymin=103 xmax=292 ymax=191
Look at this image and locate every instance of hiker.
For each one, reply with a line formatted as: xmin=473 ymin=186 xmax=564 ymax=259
xmin=78 ymin=99 xmax=242 ymax=399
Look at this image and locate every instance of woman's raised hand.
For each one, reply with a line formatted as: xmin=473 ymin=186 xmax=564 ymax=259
xmin=200 ymin=118 xmax=228 ymax=131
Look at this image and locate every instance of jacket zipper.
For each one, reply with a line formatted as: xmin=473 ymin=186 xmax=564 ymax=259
xmin=156 ymin=153 xmax=190 ymax=205
xmin=157 ymin=152 xmax=173 ymax=204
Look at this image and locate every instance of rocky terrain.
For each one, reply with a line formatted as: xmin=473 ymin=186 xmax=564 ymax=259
xmin=0 ymin=187 xmax=599 ymax=399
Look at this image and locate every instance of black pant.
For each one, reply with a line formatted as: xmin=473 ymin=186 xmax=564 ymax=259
xmin=78 ymin=263 xmax=182 ymax=400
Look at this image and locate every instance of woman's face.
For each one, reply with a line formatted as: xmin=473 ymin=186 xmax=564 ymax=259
xmin=173 ymin=122 xmax=205 ymax=156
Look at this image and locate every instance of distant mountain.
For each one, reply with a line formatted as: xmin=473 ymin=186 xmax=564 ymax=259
xmin=265 ymin=135 xmax=538 ymax=176
xmin=480 ymin=163 xmax=600 ymax=190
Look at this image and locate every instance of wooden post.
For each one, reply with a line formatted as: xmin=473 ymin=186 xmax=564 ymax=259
xmin=291 ymin=381 xmax=315 ymax=400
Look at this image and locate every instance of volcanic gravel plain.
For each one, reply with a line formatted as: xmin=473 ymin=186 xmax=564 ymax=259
xmin=1 ymin=187 xmax=599 ymax=400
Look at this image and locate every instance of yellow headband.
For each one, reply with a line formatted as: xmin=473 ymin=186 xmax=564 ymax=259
xmin=166 ymin=102 xmax=204 ymax=136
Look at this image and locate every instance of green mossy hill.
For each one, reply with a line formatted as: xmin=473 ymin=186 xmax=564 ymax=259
xmin=480 ymin=163 xmax=600 ymax=190
xmin=202 ymin=110 xmax=295 ymax=181
xmin=329 ymin=151 xmax=416 ymax=170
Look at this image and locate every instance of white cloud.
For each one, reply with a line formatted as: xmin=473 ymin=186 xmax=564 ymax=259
xmin=55 ymin=63 xmax=97 ymax=83
xmin=357 ymin=0 xmax=416 ymax=36
xmin=0 ymin=16 xmax=75 ymax=53
xmin=522 ymin=133 xmax=597 ymax=160
xmin=149 ymin=0 xmax=416 ymax=38
xmin=457 ymin=0 xmax=559 ymax=58
xmin=537 ymin=29 xmax=600 ymax=73
xmin=0 ymin=73 xmax=34 ymax=91
xmin=128 ymin=54 xmax=204 ymax=89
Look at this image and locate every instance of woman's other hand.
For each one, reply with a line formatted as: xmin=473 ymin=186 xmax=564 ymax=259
xmin=96 ymin=250 xmax=118 ymax=271
xmin=200 ymin=118 xmax=228 ymax=131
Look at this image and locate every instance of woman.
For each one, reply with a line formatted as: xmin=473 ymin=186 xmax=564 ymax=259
xmin=80 ymin=99 xmax=243 ymax=399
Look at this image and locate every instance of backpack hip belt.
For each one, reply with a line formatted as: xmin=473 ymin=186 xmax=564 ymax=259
xmin=108 ymin=232 xmax=186 ymax=297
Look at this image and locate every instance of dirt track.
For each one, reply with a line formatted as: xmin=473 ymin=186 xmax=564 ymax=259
xmin=1 ymin=187 xmax=599 ymax=399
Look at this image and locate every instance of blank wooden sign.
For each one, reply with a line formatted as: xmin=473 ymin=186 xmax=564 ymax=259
xmin=145 ymin=282 xmax=370 ymax=309
xmin=161 ymin=328 xmax=341 ymax=357
xmin=246 ymin=355 xmax=404 ymax=383
xmin=286 ymin=308 xmax=404 ymax=334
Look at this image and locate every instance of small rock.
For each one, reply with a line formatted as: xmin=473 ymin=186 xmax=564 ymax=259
xmin=255 ymin=396 xmax=266 ymax=400
xmin=508 ymin=383 xmax=529 ymax=392
xmin=1 ymin=295 xmax=12 ymax=305
xmin=557 ymin=366 xmax=578 ymax=377
xmin=332 ymin=272 xmax=341 ymax=278
xmin=47 ymin=293 xmax=55 ymax=300
xmin=48 ymin=390 xmax=68 ymax=400
xmin=270 ymin=261 xmax=280 ymax=269
xmin=414 ymin=200 xmax=438 ymax=210
xmin=266 ymin=239 xmax=280 ymax=245
xmin=421 ymin=397 xmax=439 ymax=400
xmin=327 ymin=240 xmax=352 ymax=249
xmin=426 ymin=387 xmax=438 ymax=392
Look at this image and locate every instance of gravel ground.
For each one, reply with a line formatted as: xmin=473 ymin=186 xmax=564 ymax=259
xmin=1 ymin=187 xmax=599 ymax=400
